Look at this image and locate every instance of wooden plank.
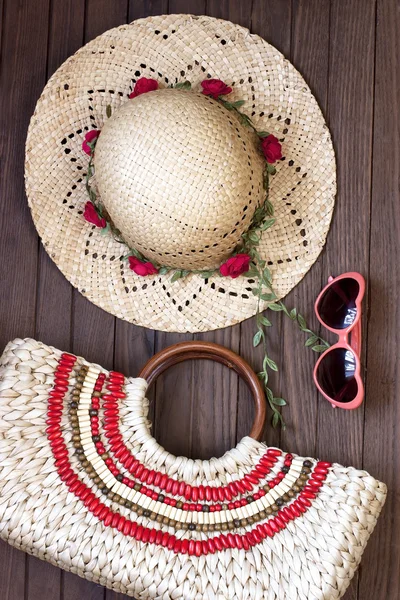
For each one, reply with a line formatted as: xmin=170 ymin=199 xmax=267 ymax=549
xmin=0 ymin=0 xmax=51 ymax=598
xmin=358 ymin=0 xmax=399 ymax=598
xmin=316 ymin=2 xmax=376 ymax=598
xmin=129 ymin=0 xmax=168 ymax=21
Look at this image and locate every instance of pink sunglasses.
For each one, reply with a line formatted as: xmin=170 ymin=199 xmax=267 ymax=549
xmin=313 ymin=272 xmax=365 ymax=409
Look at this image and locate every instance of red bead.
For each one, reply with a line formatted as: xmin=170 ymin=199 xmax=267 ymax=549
xmin=240 ymin=499 xmax=247 ymax=507
xmin=182 ymin=503 xmax=189 ymax=511
xmin=312 ymin=473 xmax=327 ymax=482
xmin=189 ymin=504 xmax=196 ymax=511
xmin=234 ymin=534 xmax=243 ymax=549
xmin=195 ymin=541 xmax=202 ymax=557
xmin=167 ymin=535 xmax=176 ymax=551
xmin=290 ymin=504 xmax=301 ymax=518
xmin=93 ymin=503 xmax=105 ymax=517
xmin=302 ymin=489 xmax=316 ymax=499
xmin=140 ymin=468 xmax=149 ymax=483
xmin=314 ymin=466 xmax=329 ymax=475
xmin=135 ymin=526 xmax=144 ymax=541
xmin=285 ymin=454 xmax=293 ymax=460
xmin=258 ymin=489 xmax=266 ymax=497
xmin=219 ymin=535 xmax=229 ymax=549
xmin=181 ymin=539 xmax=189 ymax=554
xmin=160 ymin=474 xmax=168 ymax=489
xmin=98 ymin=506 xmax=109 ymax=521
xmin=188 ymin=540 xmax=195 ymax=556
xmin=228 ymin=502 xmax=234 ymax=510
xmin=201 ymin=541 xmax=209 ymax=555
xmin=155 ymin=530 xmax=163 ymax=545
xmin=211 ymin=487 xmax=219 ymax=502
xmin=242 ymin=479 xmax=253 ymax=491
xmin=223 ymin=487 xmax=232 ymax=501
xmin=308 ymin=479 xmax=323 ymax=489
xmin=130 ymin=522 xmax=138 ymax=537
xmin=165 ymin=478 xmax=173 ymax=493
xmin=207 ymin=539 xmax=216 ymax=554
xmin=234 ymin=500 xmax=241 ymax=509
xmin=184 ymin=485 xmax=192 ymax=500
xmin=192 ymin=487 xmax=199 ymax=502
xmin=318 ymin=461 xmax=332 ymax=468
xmin=297 ymin=496 xmax=311 ymax=508
xmin=267 ymin=448 xmax=282 ymax=457
xmin=104 ymin=512 xmax=113 ymax=527
xmin=245 ymin=473 xmax=259 ymax=485
xmin=170 ymin=499 xmax=177 ymax=507
xmin=217 ymin=488 xmax=224 ymax=502
xmin=205 ymin=486 xmax=212 ymax=501
xmin=228 ymin=482 xmax=238 ymax=496
xmin=142 ymin=528 xmax=150 ymax=543
xmin=123 ymin=520 xmax=131 ymax=536
xmin=153 ymin=472 xmax=161 ymax=487
xmin=161 ymin=533 xmax=169 ymax=547
xmin=242 ymin=537 xmax=250 ymax=551
xmin=235 ymin=481 xmax=245 ymax=494
xmin=214 ymin=537 xmax=223 ymax=551
xmin=275 ymin=515 xmax=286 ymax=530
xmin=253 ymin=492 xmax=260 ymax=500
xmin=173 ymin=539 xmax=182 ymax=553
xmin=209 ymin=505 xmax=215 ymax=513
xmin=198 ymin=485 xmax=205 ymax=501
xmin=117 ymin=517 xmax=126 ymax=532
xmin=252 ymin=529 xmax=262 ymax=544
xmin=282 ymin=506 xmax=295 ymax=521
xmin=269 ymin=519 xmax=279 ymax=534
xmin=152 ymin=492 xmax=158 ymax=501
xmin=263 ymin=522 xmax=274 ymax=537
xmin=215 ymin=504 xmax=221 ymax=512
xmin=135 ymin=464 xmax=144 ymax=478
xmin=246 ymin=532 xmax=256 ymax=546
xmin=88 ymin=497 xmax=100 ymax=511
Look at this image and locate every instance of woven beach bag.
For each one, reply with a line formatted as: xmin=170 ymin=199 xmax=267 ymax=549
xmin=0 ymin=338 xmax=386 ymax=600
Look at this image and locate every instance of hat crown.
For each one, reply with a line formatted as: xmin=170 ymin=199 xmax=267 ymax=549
xmin=94 ymin=89 xmax=265 ymax=270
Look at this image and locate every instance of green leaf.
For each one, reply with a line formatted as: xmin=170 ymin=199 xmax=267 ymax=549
xmin=260 ymin=293 xmax=276 ymax=302
xmin=261 ymin=218 xmax=276 ymax=230
xmin=158 ymin=266 xmax=170 ymax=275
xmin=267 ymin=163 xmax=277 ymax=175
xmin=174 ymin=81 xmax=192 ymax=90
xmin=257 ymin=371 xmax=266 ymax=380
xmin=266 ymin=388 xmax=274 ymax=403
xmin=170 ymin=270 xmax=184 ymax=282
xmin=268 ymin=303 xmax=283 ymax=312
xmin=272 ymin=412 xmax=280 ymax=428
xmin=198 ymin=270 xmax=215 ymax=278
xmin=265 ymin=357 xmax=278 ymax=371
xmin=257 ymin=315 xmax=272 ymax=327
xmin=248 ymin=231 xmax=260 ymax=243
xmin=290 ymin=308 xmax=297 ymax=320
xmin=253 ymin=330 xmax=262 ymax=347
xmin=106 ymin=104 xmax=112 ymax=118
xmin=263 ymin=267 xmax=272 ymax=282
xmin=297 ymin=314 xmax=307 ymax=329
xmin=257 ymin=131 xmax=270 ymax=138
xmin=245 ymin=269 xmax=259 ymax=279
xmin=129 ymin=247 xmax=145 ymax=260
xmin=305 ymin=335 xmax=318 ymax=347
xmin=272 ymin=397 xmax=287 ymax=406
xmin=312 ymin=344 xmax=329 ymax=353
xmin=232 ymin=100 xmax=245 ymax=108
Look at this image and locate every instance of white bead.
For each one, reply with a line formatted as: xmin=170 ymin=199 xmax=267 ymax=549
xmin=203 ymin=512 xmax=209 ymax=525
xmin=214 ymin=511 xmax=221 ymax=524
xmin=158 ymin=503 xmax=167 ymax=517
xmin=175 ymin=508 xmax=184 ymax=522
xmin=170 ymin=508 xmax=177 ymax=521
xmin=192 ymin=512 xmax=198 ymax=524
xmin=208 ymin=512 xmax=215 ymax=525
xmin=236 ymin=507 xmax=245 ymax=520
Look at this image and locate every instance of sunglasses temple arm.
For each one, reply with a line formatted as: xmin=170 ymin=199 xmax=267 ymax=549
xmin=351 ymin=317 xmax=361 ymax=356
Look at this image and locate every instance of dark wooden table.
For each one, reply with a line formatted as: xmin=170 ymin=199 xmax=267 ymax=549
xmin=0 ymin=1 xmax=398 ymax=598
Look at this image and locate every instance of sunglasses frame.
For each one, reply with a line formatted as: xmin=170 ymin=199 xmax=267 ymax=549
xmin=313 ymin=272 xmax=366 ymax=409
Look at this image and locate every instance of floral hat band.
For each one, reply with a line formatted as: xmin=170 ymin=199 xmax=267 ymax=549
xmin=83 ymin=76 xmax=282 ymax=283
xmin=25 ymin=14 xmax=336 ymax=337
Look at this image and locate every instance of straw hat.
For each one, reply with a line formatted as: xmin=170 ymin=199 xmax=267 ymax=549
xmin=25 ymin=14 xmax=336 ymax=333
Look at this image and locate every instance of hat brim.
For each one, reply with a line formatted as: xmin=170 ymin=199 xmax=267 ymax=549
xmin=25 ymin=14 xmax=336 ymax=333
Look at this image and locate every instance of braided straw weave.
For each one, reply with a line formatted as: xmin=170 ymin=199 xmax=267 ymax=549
xmin=0 ymin=339 xmax=386 ymax=599
xmin=25 ymin=14 xmax=336 ymax=332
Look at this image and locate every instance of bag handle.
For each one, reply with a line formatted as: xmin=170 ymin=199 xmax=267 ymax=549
xmin=138 ymin=341 xmax=267 ymax=441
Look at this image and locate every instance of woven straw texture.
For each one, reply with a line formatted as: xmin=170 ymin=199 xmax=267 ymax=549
xmin=0 ymin=339 xmax=386 ymax=600
xmin=25 ymin=14 xmax=336 ymax=333
xmin=94 ymin=89 xmax=265 ymax=270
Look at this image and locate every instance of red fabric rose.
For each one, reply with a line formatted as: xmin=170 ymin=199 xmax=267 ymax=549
xmin=261 ymin=134 xmax=282 ymax=163
xmin=83 ymin=201 xmax=106 ymax=228
xmin=201 ymin=79 xmax=232 ymax=99
xmin=82 ymin=130 xmax=100 ymax=155
xmin=129 ymin=77 xmax=159 ymax=99
xmin=219 ymin=254 xmax=251 ymax=278
xmin=128 ymin=256 xmax=159 ymax=276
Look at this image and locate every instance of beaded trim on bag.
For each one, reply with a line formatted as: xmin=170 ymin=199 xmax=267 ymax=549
xmin=80 ymin=77 xmax=330 ymax=428
xmin=48 ymin=352 xmax=330 ymax=556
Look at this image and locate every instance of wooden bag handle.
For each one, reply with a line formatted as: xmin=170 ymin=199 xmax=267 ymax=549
xmin=138 ymin=341 xmax=267 ymax=441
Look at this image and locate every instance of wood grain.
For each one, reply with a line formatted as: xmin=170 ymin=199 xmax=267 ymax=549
xmin=0 ymin=1 xmax=397 ymax=599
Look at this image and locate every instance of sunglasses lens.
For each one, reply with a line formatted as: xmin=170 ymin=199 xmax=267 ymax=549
xmin=317 ymin=278 xmax=360 ymax=329
xmin=316 ymin=348 xmax=359 ymax=403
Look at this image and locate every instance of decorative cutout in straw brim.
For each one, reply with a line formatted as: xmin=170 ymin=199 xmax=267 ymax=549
xmin=25 ymin=14 xmax=336 ymax=333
